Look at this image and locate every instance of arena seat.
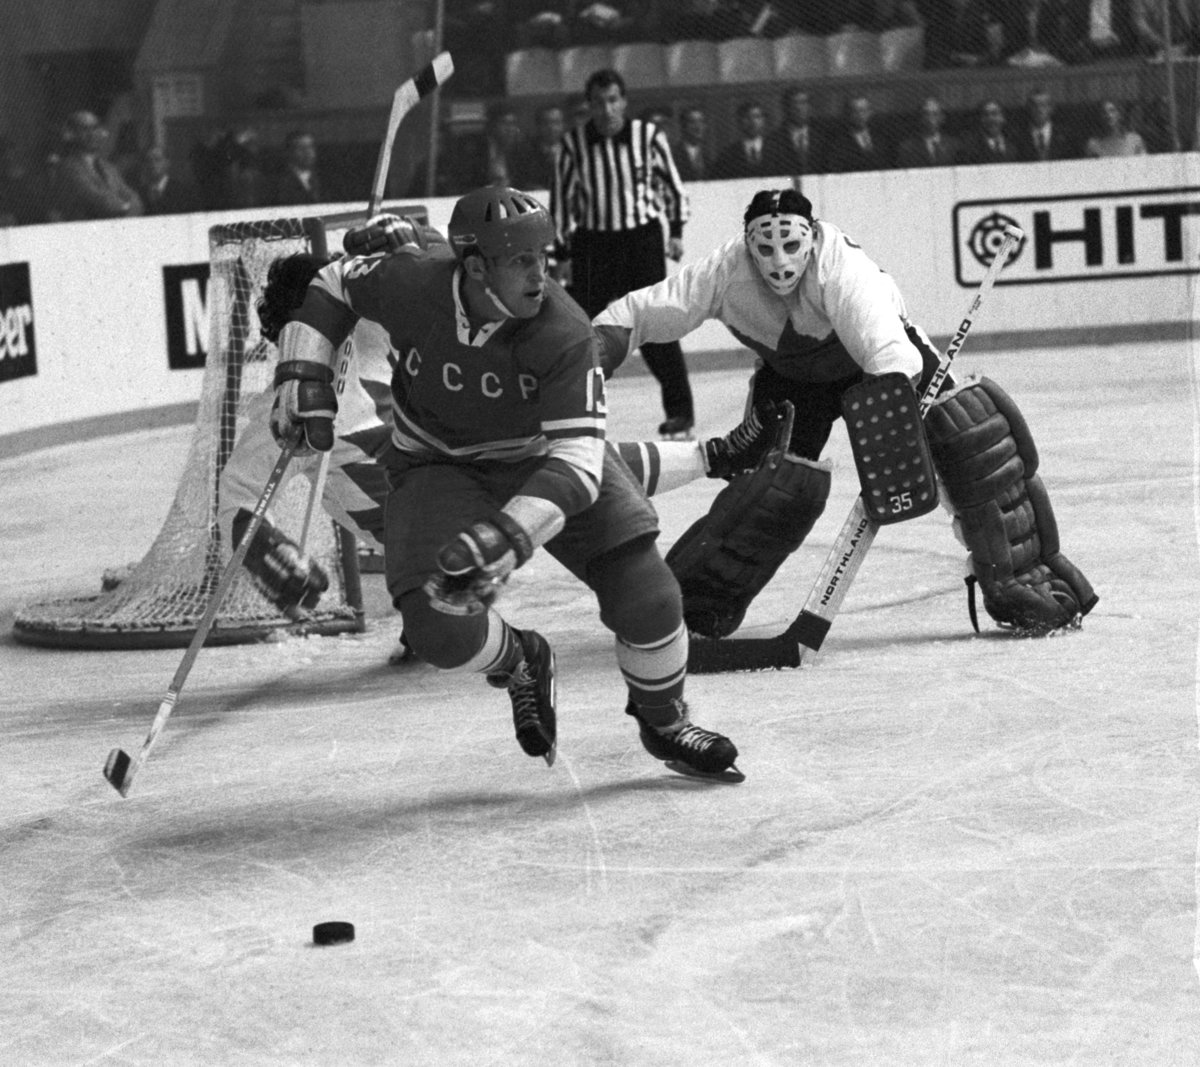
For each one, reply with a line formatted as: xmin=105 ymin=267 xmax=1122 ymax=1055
xmin=879 ymin=26 xmax=925 ymax=72
xmin=825 ymin=29 xmax=883 ymax=77
xmin=505 ymin=48 xmax=563 ymax=96
xmin=716 ymin=36 xmax=776 ymax=83
xmin=773 ymin=32 xmax=828 ymax=81
xmin=663 ymin=38 xmax=720 ymax=87
xmin=558 ymin=44 xmax=616 ymax=92
xmin=611 ymin=41 xmax=668 ymax=89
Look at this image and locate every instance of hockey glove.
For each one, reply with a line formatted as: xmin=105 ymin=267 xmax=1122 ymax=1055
xmin=703 ymin=400 xmax=795 ymax=480
xmin=425 ymin=513 xmax=535 ymax=616
xmin=232 ymin=509 xmax=329 ymax=619
xmin=343 ymin=213 xmax=418 ymax=257
xmin=270 ymin=360 xmax=337 ymax=453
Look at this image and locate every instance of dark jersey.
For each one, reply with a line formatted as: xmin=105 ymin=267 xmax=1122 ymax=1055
xmin=294 ymin=244 xmax=607 ymax=517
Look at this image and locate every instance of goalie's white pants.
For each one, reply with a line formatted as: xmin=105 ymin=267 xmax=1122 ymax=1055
xmin=218 ymin=389 xmax=388 ymax=552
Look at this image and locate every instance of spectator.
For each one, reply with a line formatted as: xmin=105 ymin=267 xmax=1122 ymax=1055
xmin=825 ymin=95 xmax=892 ymax=173
xmin=571 ymin=2 xmax=652 ymax=43
xmin=962 ymin=99 xmax=1022 ymax=163
xmin=133 ymin=144 xmax=201 ymax=215
xmin=714 ymin=99 xmax=778 ymax=179
xmin=550 ymin=67 xmax=694 ymax=439
xmin=1059 ymin=0 xmax=1134 ymax=60
xmin=1085 ymin=98 xmax=1147 ymax=155
xmin=0 ymin=136 xmax=46 ymax=226
xmin=272 ymin=130 xmax=322 ymax=206
xmin=923 ymin=0 xmax=1004 ymax=68
xmin=50 ymin=110 xmax=143 ymax=222
xmin=443 ymin=1 xmax=507 ymax=95
xmin=191 ymin=126 xmax=270 ymax=210
xmin=1015 ymin=88 xmax=1080 ymax=161
xmin=995 ymin=0 xmax=1074 ymax=65
xmin=1130 ymin=0 xmax=1193 ymax=58
xmin=764 ymin=86 xmax=824 ymax=177
xmin=895 ymin=95 xmax=960 ymax=167
xmin=655 ymin=0 xmax=742 ymax=40
xmin=521 ymin=102 xmax=567 ymax=191
xmin=673 ymin=104 xmax=716 ymax=182
xmin=512 ymin=1 xmax=574 ymax=48
xmin=417 ymin=103 xmax=534 ymax=196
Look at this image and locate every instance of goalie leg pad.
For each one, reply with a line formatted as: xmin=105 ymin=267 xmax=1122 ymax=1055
xmin=842 ymin=372 xmax=939 ymax=525
xmin=665 ymin=455 xmax=831 ymax=638
xmin=233 ymin=509 xmax=330 ymax=618
xmin=926 ymin=377 xmax=1096 ymax=632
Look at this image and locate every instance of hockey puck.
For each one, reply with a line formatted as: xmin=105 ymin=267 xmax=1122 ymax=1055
xmin=312 ymin=921 xmax=355 ymax=946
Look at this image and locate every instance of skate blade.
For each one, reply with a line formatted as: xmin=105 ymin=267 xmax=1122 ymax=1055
xmin=543 ymin=742 xmax=557 ymax=768
xmin=665 ymin=760 xmax=745 ymax=784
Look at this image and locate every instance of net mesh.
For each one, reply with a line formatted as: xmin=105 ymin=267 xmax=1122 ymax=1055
xmin=13 ymin=215 xmax=364 ymax=649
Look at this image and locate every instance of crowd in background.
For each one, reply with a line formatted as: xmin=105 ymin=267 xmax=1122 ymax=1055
xmin=0 ymin=0 xmax=1196 ymax=226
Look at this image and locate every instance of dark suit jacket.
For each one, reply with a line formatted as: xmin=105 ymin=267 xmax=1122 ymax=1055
xmin=961 ymin=131 xmax=1022 ymax=165
xmin=713 ymin=139 xmax=780 ymax=180
xmin=52 ymin=153 xmax=144 ymax=220
xmin=273 ymin=167 xmax=322 ymax=206
xmin=1014 ymin=123 xmax=1080 ymax=162
xmin=137 ymin=175 xmax=202 ymax=215
xmin=824 ymin=128 xmax=892 ymax=173
xmin=895 ymin=133 xmax=960 ymax=168
xmin=673 ymin=140 xmax=716 ymax=182
xmin=763 ymin=124 xmax=823 ymax=176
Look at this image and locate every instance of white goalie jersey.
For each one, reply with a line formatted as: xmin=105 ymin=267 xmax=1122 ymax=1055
xmin=594 ymin=219 xmax=925 ymax=385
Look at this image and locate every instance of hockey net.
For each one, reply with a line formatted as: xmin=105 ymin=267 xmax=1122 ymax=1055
xmin=13 ymin=214 xmax=366 ymax=649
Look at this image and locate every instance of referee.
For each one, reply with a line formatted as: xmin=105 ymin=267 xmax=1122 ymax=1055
xmin=550 ymin=68 xmax=695 ymax=439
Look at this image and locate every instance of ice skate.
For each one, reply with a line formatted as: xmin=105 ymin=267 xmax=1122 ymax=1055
xmin=658 ymin=415 xmax=695 ymax=441
xmin=625 ymin=699 xmax=743 ymax=782
xmin=488 ymin=630 xmax=557 ymax=766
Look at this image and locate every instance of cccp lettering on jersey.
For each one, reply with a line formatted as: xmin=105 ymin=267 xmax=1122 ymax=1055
xmin=403 ymin=345 xmax=538 ymax=400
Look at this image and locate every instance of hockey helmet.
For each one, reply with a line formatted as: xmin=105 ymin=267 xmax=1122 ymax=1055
xmin=743 ymin=188 xmax=815 ymax=296
xmin=448 ymin=186 xmax=554 ymax=261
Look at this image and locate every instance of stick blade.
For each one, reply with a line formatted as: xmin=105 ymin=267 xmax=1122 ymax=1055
xmin=103 ymin=748 xmax=134 ymax=797
xmin=688 ymin=634 xmax=802 ymax=674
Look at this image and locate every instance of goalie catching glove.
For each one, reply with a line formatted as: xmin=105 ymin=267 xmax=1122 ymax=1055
xmin=232 ymin=509 xmax=329 ymax=619
xmin=270 ymin=360 xmax=337 ymax=454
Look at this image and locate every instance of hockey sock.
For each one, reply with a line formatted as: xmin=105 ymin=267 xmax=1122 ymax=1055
xmin=472 ymin=612 xmax=524 ymax=680
xmin=615 ymin=620 xmax=688 ymax=709
xmin=615 ymin=441 xmax=705 ymax=498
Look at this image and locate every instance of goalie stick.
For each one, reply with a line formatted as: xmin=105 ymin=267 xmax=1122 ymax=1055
xmin=301 ymin=50 xmax=455 ymax=548
xmin=688 ymin=224 xmax=1024 ymax=674
xmin=103 ymin=440 xmax=299 ymax=796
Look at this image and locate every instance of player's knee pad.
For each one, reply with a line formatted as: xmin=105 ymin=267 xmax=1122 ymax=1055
xmin=394 ymin=589 xmax=483 ymax=668
xmin=233 ymin=509 xmax=329 ymax=619
xmin=665 ymin=454 xmax=831 ymax=638
xmin=588 ymin=534 xmax=682 ymax=643
xmin=926 ymin=376 xmax=1097 ymax=633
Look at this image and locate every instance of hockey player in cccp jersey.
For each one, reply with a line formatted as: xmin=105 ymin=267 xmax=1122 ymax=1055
xmin=268 ymin=185 xmax=744 ymax=781
xmin=221 ymin=218 xmax=791 ymax=663
xmin=592 ymin=187 xmax=1097 ymax=640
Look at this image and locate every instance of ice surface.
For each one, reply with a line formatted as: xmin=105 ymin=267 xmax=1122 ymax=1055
xmin=1 ymin=345 xmax=1198 ymax=1066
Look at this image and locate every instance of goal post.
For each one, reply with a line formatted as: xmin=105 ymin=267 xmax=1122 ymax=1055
xmin=12 ymin=208 xmax=417 ymax=650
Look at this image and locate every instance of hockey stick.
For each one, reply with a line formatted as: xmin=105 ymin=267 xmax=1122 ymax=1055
xmin=688 ymin=224 xmax=1024 ymax=674
xmin=103 ymin=440 xmax=299 ymax=796
xmin=299 ymin=50 xmax=454 ymax=548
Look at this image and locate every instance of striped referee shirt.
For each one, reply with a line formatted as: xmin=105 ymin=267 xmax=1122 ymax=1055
xmin=550 ymin=117 xmax=689 ymax=252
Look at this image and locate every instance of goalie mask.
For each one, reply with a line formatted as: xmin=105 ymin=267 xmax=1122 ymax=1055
xmin=743 ymin=189 xmax=815 ymax=296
